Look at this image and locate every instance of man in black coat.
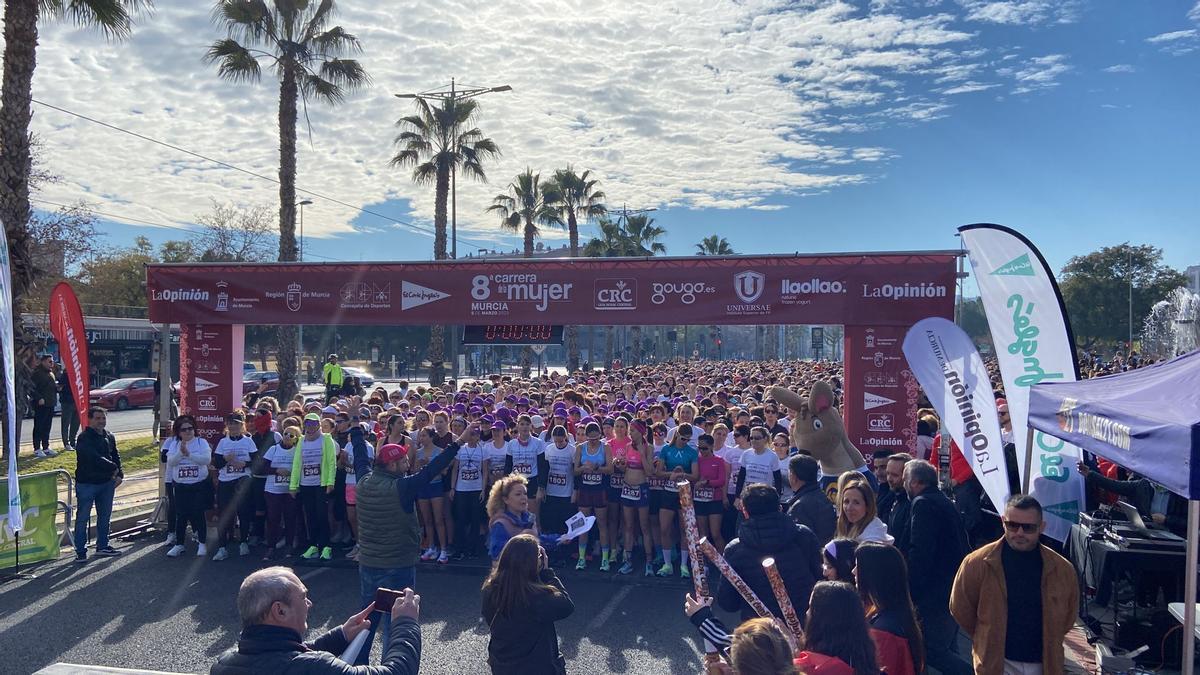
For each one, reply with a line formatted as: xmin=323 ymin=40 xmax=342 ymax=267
xmin=719 ymin=483 xmax=822 ymax=622
xmin=212 ymin=566 xmax=421 ymax=675
xmin=884 ymin=453 xmax=913 ymax=551
xmin=902 ymin=460 xmax=972 ymax=675
xmin=73 ymin=406 xmax=124 ymax=562
xmin=784 ymin=454 xmax=836 ymax=546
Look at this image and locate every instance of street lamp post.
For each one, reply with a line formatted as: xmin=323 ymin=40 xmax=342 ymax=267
xmin=395 ymin=79 xmax=511 ymax=383
xmin=296 ymin=199 xmax=313 ymax=370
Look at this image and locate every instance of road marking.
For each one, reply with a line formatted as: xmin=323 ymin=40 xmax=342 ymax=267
xmin=586 ymin=584 xmax=633 ymax=631
xmin=300 ymin=567 xmax=328 ymax=582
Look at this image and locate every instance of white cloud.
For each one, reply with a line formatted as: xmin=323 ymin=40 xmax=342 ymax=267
xmin=957 ymin=1 xmax=1080 ymax=25
xmin=16 ymin=0 xmax=1070 ymax=251
xmin=1102 ymin=64 xmax=1137 ymax=74
xmin=942 ymin=81 xmax=1001 ymax=95
xmin=1147 ymin=29 xmax=1199 ymax=55
xmin=1009 ymin=54 xmax=1072 ymax=94
xmin=1189 ymin=1 xmax=1200 ymax=23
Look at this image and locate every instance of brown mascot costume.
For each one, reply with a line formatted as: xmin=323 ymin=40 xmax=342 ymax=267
xmin=769 ymin=381 xmax=877 ymax=502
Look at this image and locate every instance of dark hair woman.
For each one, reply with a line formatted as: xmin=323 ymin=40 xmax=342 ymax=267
xmin=854 ymin=542 xmax=924 ymax=675
xmin=821 ymin=539 xmax=857 ymax=583
xmin=795 ymin=581 xmax=878 ymax=675
xmin=481 ymin=533 xmax=575 ymax=674
xmin=164 ymin=415 xmax=212 ymax=558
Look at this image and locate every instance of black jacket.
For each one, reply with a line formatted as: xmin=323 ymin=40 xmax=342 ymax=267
xmin=31 ymin=364 xmax=56 ymax=407
xmin=210 ymin=620 xmax=420 ymax=675
xmin=904 ymin=486 xmax=967 ymax=612
xmin=718 ymin=511 xmax=823 ymax=622
xmin=785 ymin=482 xmax=836 ymax=546
xmin=75 ymin=426 xmax=123 ymax=485
xmin=57 ymin=370 xmax=75 ymax=407
xmin=887 ymin=489 xmax=911 ymax=552
xmin=482 ymin=568 xmax=574 ymax=674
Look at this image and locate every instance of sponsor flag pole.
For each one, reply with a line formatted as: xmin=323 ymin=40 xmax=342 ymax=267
xmin=48 ymin=283 xmax=90 ymax=429
xmin=1 ymin=224 xmax=35 ymax=580
xmin=958 ymin=224 xmax=1084 ymax=541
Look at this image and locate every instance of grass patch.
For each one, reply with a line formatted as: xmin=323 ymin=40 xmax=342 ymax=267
xmin=16 ymin=435 xmax=160 ymax=475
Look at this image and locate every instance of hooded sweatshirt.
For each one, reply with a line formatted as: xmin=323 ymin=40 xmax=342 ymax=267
xmin=717 ymin=510 xmax=823 ymax=621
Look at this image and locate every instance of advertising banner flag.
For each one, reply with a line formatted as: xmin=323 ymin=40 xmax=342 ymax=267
xmin=179 ymin=324 xmax=244 ymax=446
xmin=0 ymin=228 xmax=20 ymax=534
xmin=958 ymin=224 xmax=1084 ymax=541
xmin=49 ymin=282 xmax=90 ymax=426
xmin=903 ymin=317 xmax=1011 ymax=511
xmin=0 ymin=472 xmax=60 ymax=566
xmin=844 ymin=326 xmax=921 ymax=456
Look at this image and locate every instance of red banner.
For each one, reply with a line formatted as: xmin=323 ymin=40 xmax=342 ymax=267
xmin=843 ymin=325 xmax=920 ymax=457
xmin=146 ymin=254 xmax=957 ymax=326
xmin=179 ymin=324 xmax=244 ymax=446
xmin=48 ymin=282 xmax=89 ymax=426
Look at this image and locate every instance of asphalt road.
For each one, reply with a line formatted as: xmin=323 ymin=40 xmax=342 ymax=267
xmin=21 ymin=408 xmax=154 ymax=448
xmin=0 ymin=534 xmax=716 ymax=674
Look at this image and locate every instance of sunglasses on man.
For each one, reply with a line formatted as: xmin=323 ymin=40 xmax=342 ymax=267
xmin=1003 ymin=520 xmax=1039 ymax=533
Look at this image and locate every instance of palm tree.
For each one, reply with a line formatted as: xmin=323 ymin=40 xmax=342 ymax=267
xmin=696 ymin=235 xmax=734 ymax=256
xmin=622 ymin=214 xmax=667 ymax=256
xmin=206 ymin=0 xmax=368 ymax=401
xmin=488 ymin=169 xmax=560 ymax=377
xmin=391 ymin=97 xmax=499 ymax=385
xmin=547 ymin=167 xmax=605 ymax=374
xmin=1 ymin=0 xmax=149 ymax=440
xmin=582 ymin=218 xmax=628 ymax=257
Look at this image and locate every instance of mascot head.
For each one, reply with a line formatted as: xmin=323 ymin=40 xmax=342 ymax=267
xmin=769 ymin=381 xmax=866 ymax=479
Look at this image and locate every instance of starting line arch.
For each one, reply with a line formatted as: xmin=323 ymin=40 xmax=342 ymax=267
xmin=146 ymin=251 xmax=958 ymax=451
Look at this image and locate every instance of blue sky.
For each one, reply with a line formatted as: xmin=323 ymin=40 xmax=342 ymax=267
xmin=25 ymin=1 xmax=1200 ymax=277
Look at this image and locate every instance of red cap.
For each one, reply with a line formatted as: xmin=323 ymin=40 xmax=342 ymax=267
xmin=377 ymin=443 xmax=408 ymax=464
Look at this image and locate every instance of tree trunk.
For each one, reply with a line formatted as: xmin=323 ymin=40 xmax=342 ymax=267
xmin=520 ymin=346 xmax=532 ymax=378
xmin=567 ymin=211 xmax=579 ymax=257
xmin=274 ymin=64 xmax=300 ymax=401
xmin=426 ymin=163 xmax=450 ymax=386
xmin=523 ymin=220 xmax=534 ymax=257
xmin=605 ymin=326 xmax=614 ymax=368
xmin=1 ymin=0 xmax=42 ymax=452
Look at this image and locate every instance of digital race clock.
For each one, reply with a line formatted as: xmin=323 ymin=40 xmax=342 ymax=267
xmin=461 ymin=325 xmax=564 ymax=345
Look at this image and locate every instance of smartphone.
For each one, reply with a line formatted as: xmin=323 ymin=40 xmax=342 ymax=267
xmin=374 ymin=588 xmax=404 ymax=612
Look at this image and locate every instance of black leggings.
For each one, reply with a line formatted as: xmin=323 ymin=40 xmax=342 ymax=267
xmin=298 ymin=485 xmax=329 ymax=549
xmin=216 ymin=477 xmax=255 ymax=547
xmin=173 ymin=481 xmax=208 ymax=544
xmin=165 ymin=481 xmax=177 ymax=533
xmin=452 ymin=491 xmax=483 ymax=555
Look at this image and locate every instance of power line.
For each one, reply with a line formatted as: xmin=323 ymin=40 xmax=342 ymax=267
xmin=31 ymin=196 xmax=346 ymax=262
xmin=30 ymin=98 xmax=499 ymax=251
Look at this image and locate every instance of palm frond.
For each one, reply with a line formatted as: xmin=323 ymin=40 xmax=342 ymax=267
xmin=310 ymin=25 xmax=360 ymax=55
xmin=204 ymin=38 xmax=262 ymax=83
xmin=316 ymin=58 xmax=369 ymax=90
xmin=44 ymin=0 xmax=150 ymax=40
xmin=302 ymin=0 xmax=335 ymax=40
xmin=214 ymin=0 xmax=271 ymax=44
xmin=300 ymin=72 xmax=343 ymax=104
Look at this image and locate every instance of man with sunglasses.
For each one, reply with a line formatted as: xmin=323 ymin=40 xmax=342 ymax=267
xmin=950 ymin=494 xmax=1078 ymax=675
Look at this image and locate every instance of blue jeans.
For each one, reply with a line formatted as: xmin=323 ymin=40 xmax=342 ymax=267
xmin=74 ymin=479 xmax=116 ymax=556
xmin=355 ymin=563 xmax=416 ymax=665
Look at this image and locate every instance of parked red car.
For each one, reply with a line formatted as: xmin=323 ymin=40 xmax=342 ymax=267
xmin=90 ymin=377 xmax=157 ymax=411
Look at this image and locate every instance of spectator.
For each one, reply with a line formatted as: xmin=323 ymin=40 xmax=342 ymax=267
xmin=683 ymin=596 xmax=796 ymax=674
xmin=902 ymin=459 xmax=971 ymax=675
xmin=210 ymin=566 xmax=421 ymax=674
xmin=31 ymin=354 xmax=58 ymax=458
xmin=486 ymin=474 xmax=562 ymax=560
xmin=950 ymin=495 xmax=1078 ymax=675
xmin=786 ymin=454 xmax=836 ymax=546
xmin=57 ymin=362 xmax=79 ymax=453
xmin=481 ymin=533 xmax=575 ymax=675
xmin=821 ymin=539 xmax=857 ymax=583
xmin=349 ymin=419 xmax=462 ymax=665
xmin=855 ymin=542 xmax=924 ymax=675
xmin=718 ymin=483 xmax=822 ymax=622
xmin=883 ymin=453 xmax=912 ymax=550
xmin=73 ymin=406 xmax=123 ymax=562
xmin=323 ymin=354 xmax=344 ymax=402
xmin=834 ymin=476 xmax=892 ymax=544
xmin=794 ymin=581 xmax=879 ymax=675
xmin=1077 ymin=461 xmax=1189 ymax=537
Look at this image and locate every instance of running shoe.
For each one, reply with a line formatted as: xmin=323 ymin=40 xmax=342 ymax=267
xmin=197 ymin=543 xmax=207 ymax=557
xmin=212 ymin=547 xmax=230 ymax=561
xmin=599 ymin=558 xmax=611 ymax=572
xmin=346 ymin=545 xmax=359 ymax=561
xmin=645 ymin=563 xmax=655 ymax=577
xmin=618 ymin=560 xmax=634 ymax=575
xmin=165 ymin=532 xmax=177 ymax=545
xmin=437 ymin=549 xmax=450 ymax=565
xmin=420 ymin=547 xmax=437 ymax=562
xmin=95 ymin=546 xmax=122 ymax=557
xmin=300 ymin=545 xmax=320 ymax=560
xmin=238 ymin=542 xmax=250 ymax=556
xmin=320 ymin=546 xmax=333 ymax=561
xmin=656 ymin=563 xmax=674 ymax=577
xmin=44 ymin=448 xmax=58 ymax=458
xmin=575 ymin=557 xmax=586 ymax=571
xmin=74 ymin=551 xmax=88 ymax=563
xmin=34 ymin=450 xmax=48 ymax=459
xmin=166 ymin=545 xmax=185 ymax=558
xmin=681 ymin=566 xmax=691 ymax=580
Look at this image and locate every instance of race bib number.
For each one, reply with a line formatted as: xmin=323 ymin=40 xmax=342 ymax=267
xmin=549 ymin=473 xmax=568 ymax=486
xmin=303 ymin=465 xmax=321 ymax=478
xmin=695 ymin=485 xmax=716 ymax=501
xmin=273 ymin=474 xmax=289 ymax=485
xmin=177 ymin=465 xmax=200 ymax=480
xmin=621 ymin=483 xmax=642 ymax=501
xmin=490 ymin=465 xmax=505 ymax=478
xmin=581 ymin=472 xmax=603 ymax=487
xmin=648 ymin=475 xmax=667 ymax=490
xmin=460 ymin=468 xmax=480 ymax=482
xmin=608 ymin=473 xmax=624 ymax=489
xmin=514 ymin=463 xmax=532 ymax=476
xmin=224 ymin=464 xmax=245 ymax=476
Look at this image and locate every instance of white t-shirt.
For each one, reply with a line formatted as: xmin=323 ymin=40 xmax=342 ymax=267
xmin=719 ymin=446 xmax=743 ymax=495
xmin=343 ymin=442 xmax=373 ymax=487
xmin=486 ymin=441 xmax=509 ymax=481
xmin=166 ymin=437 xmax=211 ymax=485
xmin=739 ymin=448 xmax=781 ymax=488
xmin=298 ymin=437 xmax=325 ymax=487
xmin=263 ymin=443 xmax=296 ymax=495
xmin=544 ymin=442 xmax=576 ymax=498
xmin=216 ymin=435 xmax=256 ymax=482
xmin=454 ymin=444 xmax=485 ymax=492
xmin=507 ymin=436 xmax=545 ymax=478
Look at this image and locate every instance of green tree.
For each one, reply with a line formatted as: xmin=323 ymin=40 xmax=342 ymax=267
xmin=1 ymin=0 xmax=150 ymax=440
xmin=695 ymin=234 xmax=734 ymax=255
xmin=622 ymin=214 xmax=666 ymax=256
xmin=1059 ymin=243 xmax=1187 ymax=348
xmin=75 ymin=236 xmax=156 ymax=309
xmin=487 ymin=168 xmax=561 ymax=258
xmin=956 ymin=297 xmax=993 ymax=353
xmin=205 ymin=0 xmax=368 ymax=401
xmin=390 ymin=97 xmax=499 ymax=385
xmin=546 ymin=167 xmax=605 ymax=373
xmin=582 ymin=218 xmax=628 ymax=257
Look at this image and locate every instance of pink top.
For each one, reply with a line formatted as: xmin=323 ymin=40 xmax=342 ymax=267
xmin=697 ymin=455 xmax=727 ymax=489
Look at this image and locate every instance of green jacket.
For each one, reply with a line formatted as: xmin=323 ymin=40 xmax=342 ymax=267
xmin=322 ymin=363 xmax=344 ymax=387
xmin=289 ymin=433 xmax=338 ymax=491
